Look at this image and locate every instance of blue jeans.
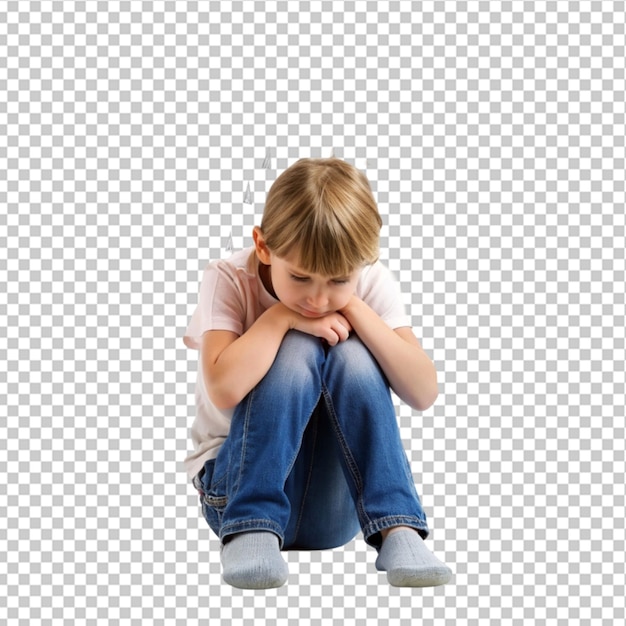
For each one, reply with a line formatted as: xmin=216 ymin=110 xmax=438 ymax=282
xmin=194 ymin=330 xmax=429 ymax=551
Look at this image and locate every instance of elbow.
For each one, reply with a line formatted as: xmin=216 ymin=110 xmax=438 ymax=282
xmin=207 ymin=384 xmax=241 ymax=411
xmin=203 ymin=370 xmax=241 ymax=410
xmin=413 ymin=387 xmax=439 ymax=412
xmin=211 ymin=396 xmax=237 ymax=411
xmin=410 ymin=375 xmax=439 ymax=412
xmin=408 ymin=354 xmax=439 ymax=412
xmin=202 ymin=356 xmax=242 ymax=410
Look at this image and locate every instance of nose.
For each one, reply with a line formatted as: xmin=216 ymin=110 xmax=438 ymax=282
xmin=306 ymin=287 xmax=328 ymax=309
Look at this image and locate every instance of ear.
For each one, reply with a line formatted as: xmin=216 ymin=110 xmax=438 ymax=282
xmin=252 ymin=226 xmax=272 ymax=265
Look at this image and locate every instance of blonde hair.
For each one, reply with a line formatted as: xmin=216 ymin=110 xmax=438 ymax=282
xmin=260 ymin=158 xmax=382 ymax=277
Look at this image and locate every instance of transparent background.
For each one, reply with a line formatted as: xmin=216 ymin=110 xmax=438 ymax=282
xmin=1 ymin=1 xmax=625 ymax=624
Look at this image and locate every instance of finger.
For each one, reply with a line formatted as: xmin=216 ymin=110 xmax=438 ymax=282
xmin=325 ymin=331 xmax=339 ymax=346
xmin=336 ymin=314 xmax=352 ymax=331
xmin=330 ymin=322 xmax=349 ymax=343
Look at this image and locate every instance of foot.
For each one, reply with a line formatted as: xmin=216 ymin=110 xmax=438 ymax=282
xmin=221 ymin=532 xmax=289 ymax=589
xmin=375 ymin=528 xmax=453 ymax=587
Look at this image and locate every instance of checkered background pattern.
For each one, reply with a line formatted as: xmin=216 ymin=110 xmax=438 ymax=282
xmin=2 ymin=1 xmax=625 ymax=624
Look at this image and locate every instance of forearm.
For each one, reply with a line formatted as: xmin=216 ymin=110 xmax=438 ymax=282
xmin=340 ymin=297 xmax=438 ymax=411
xmin=203 ymin=303 xmax=293 ymax=409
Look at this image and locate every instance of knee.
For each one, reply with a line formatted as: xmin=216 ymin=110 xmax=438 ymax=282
xmin=277 ymin=330 xmax=324 ymax=363
xmin=269 ymin=330 xmax=324 ymax=385
xmin=325 ymin=335 xmax=387 ymax=388
xmin=279 ymin=329 xmax=323 ymax=352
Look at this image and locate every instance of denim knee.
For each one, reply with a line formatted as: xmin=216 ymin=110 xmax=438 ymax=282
xmin=279 ymin=329 xmax=324 ymax=355
xmin=324 ymin=335 xmax=387 ymax=390
xmin=264 ymin=330 xmax=325 ymax=390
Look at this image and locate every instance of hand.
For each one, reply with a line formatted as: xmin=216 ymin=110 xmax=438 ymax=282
xmin=290 ymin=311 xmax=352 ymax=346
xmin=338 ymin=294 xmax=362 ymax=319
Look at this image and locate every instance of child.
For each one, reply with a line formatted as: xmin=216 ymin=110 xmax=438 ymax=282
xmin=183 ymin=158 xmax=453 ymax=589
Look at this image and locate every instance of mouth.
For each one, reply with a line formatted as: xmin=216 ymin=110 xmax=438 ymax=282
xmin=299 ymin=307 xmax=324 ymax=318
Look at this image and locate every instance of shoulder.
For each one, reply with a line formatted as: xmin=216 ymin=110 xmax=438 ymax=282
xmin=201 ymin=247 xmax=257 ymax=285
xmin=204 ymin=246 xmax=255 ymax=273
xmin=356 ymin=259 xmax=398 ymax=293
xmin=184 ymin=248 xmax=256 ymax=349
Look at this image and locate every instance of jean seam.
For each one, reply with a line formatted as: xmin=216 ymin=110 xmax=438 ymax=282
xmin=321 ymin=385 xmax=372 ymax=531
xmin=210 ymin=469 xmax=228 ymax=492
xmin=290 ymin=405 xmax=320 ymax=544
xmin=228 ymin=386 xmax=254 ymax=503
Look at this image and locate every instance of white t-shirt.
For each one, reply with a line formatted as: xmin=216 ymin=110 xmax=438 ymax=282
xmin=182 ymin=247 xmax=412 ymax=479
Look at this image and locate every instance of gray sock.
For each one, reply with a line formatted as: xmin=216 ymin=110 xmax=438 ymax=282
xmin=220 ymin=532 xmax=289 ymax=589
xmin=375 ymin=529 xmax=453 ymax=587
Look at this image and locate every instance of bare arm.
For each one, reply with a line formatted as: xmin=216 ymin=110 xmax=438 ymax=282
xmin=202 ymin=302 xmax=352 ymax=409
xmin=201 ymin=304 xmax=291 ymax=409
xmin=339 ymin=296 xmax=438 ymax=411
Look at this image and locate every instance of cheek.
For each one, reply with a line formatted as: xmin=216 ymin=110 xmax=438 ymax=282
xmin=274 ymin=277 xmax=299 ymax=301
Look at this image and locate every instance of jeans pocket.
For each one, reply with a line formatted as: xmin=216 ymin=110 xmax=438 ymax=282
xmin=195 ymin=459 xmax=228 ymax=536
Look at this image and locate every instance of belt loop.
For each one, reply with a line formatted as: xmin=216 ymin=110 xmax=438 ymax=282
xmin=193 ymin=467 xmax=205 ymax=493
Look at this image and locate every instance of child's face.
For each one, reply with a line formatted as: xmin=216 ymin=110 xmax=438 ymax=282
xmin=253 ymin=227 xmax=362 ymax=316
xmin=266 ymin=253 xmax=361 ymax=317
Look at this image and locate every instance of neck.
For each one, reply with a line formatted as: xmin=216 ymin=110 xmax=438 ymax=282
xmin=259 ymin=262 xmax=277 ymax=298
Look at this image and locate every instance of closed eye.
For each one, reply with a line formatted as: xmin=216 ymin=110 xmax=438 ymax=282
xmin=290 ymin=273 xmax=350 ymax=285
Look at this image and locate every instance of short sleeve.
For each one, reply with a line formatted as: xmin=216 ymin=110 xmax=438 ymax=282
xmin=183 ymin=261 xmax=246 ymax=350
xmin=357 ymin=261 xmax=412 ymax=330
